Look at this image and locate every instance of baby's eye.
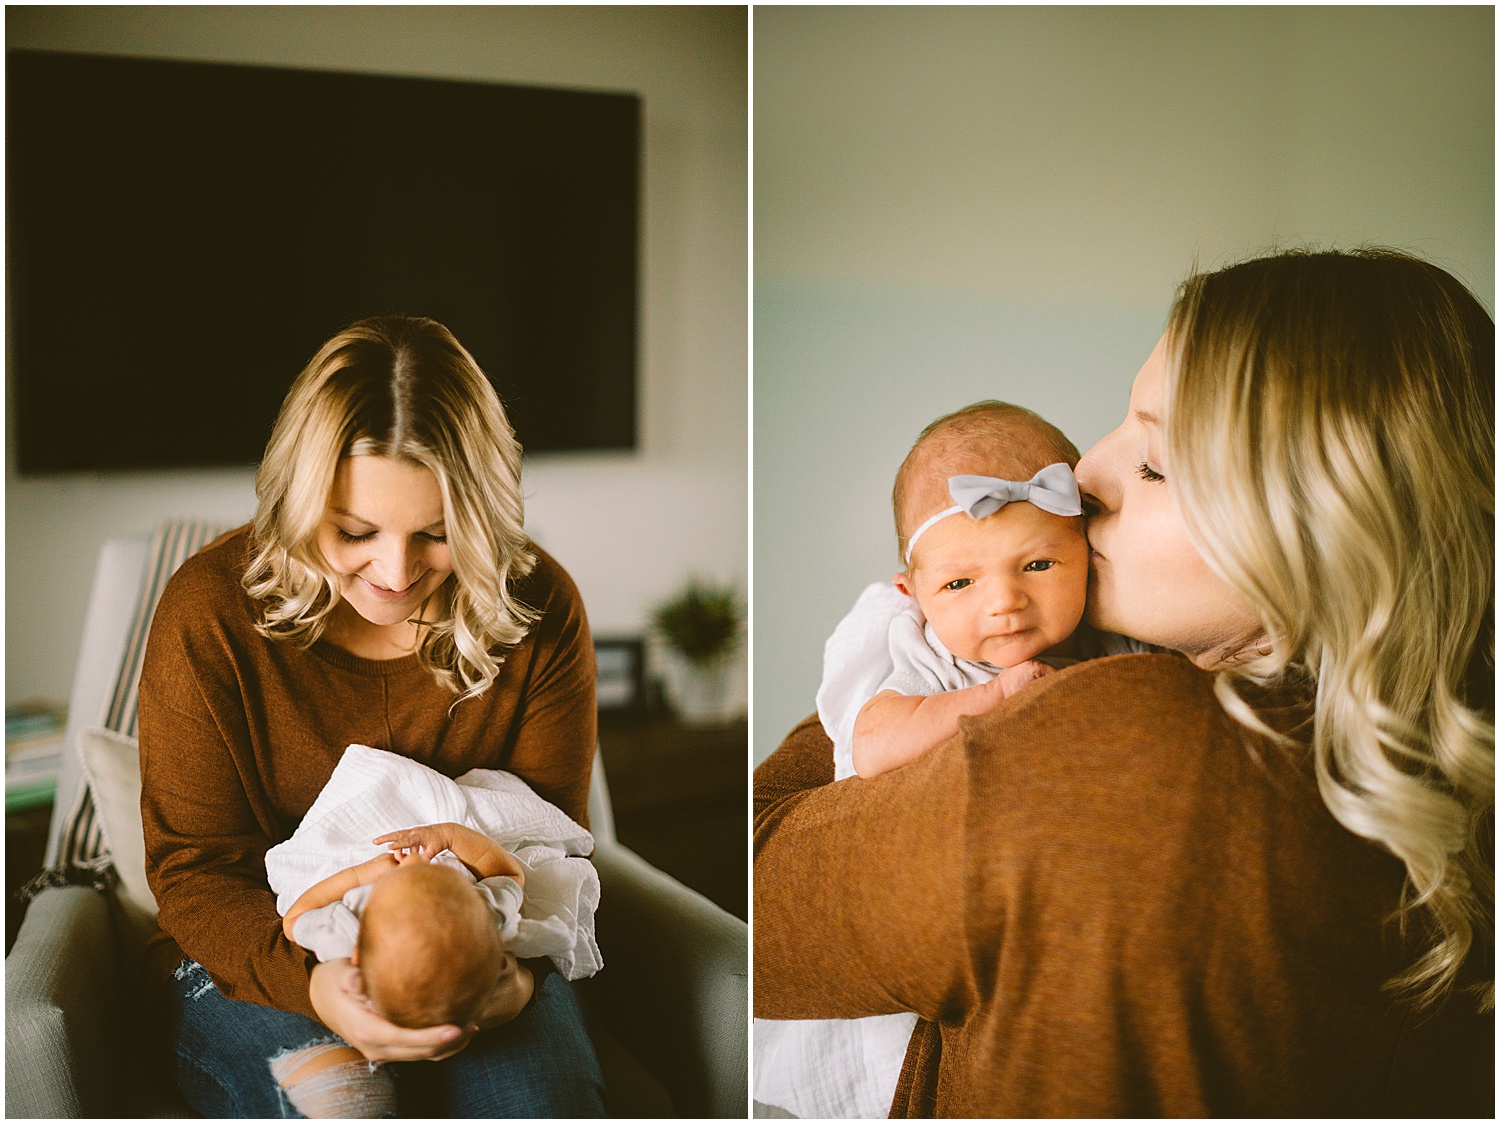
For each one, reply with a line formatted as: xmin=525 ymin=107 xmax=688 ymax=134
xmin=943 ymin=578 xmax=973 ymax=591
xmin=1023 ymin=560 xmax=1055 ymax=573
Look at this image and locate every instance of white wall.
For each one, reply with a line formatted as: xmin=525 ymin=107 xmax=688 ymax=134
xmin=5 ymin=5 xmax=749 ymax=711
xmin=754 ymin=6 xmax=1494 ymax=762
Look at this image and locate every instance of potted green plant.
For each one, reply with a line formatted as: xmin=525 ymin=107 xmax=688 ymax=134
xmin=649 ymin=579 xmax=743 ymax=724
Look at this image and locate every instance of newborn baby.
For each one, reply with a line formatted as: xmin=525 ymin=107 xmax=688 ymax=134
xmin=282 ymin=821 xmax=534 ymax=1030
xmin=755 ymin=400 xmax=1131 ymax=1120
xmin=849 ymin=398 xmax=1093 ymax=776
xmin=263 ymin=745 xmax=603 ymax=1118
xmin=272 ymin=822 xmax=535 ymax=1118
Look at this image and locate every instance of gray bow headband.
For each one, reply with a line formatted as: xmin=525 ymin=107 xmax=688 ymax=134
xmin=904 ymin=463 xmax=1083 ymax=564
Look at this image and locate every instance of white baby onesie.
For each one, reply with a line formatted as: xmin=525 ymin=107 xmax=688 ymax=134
xmin=879 ymin=606 xmax=1005 ymax=697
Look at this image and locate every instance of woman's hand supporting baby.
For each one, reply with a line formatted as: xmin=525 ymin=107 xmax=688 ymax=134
xmin=852 ymin=659 xmax=1054 ymax=778
xmin=309 ymin=958 xmax=472 ymax=1063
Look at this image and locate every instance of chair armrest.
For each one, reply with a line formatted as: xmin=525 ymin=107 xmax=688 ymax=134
xmin=5 ymin=886 xmax=123 ymax=1117
xmin=583 ymin=842 xmax=748 ymax=1119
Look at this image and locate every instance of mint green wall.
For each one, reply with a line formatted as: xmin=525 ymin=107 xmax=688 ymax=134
xmin=753 ymin=6 xmax=1494 ymax=762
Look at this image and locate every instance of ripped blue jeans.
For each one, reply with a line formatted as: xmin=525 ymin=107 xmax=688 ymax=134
xmin=163 ymin=959 xmax=605 ymax=1118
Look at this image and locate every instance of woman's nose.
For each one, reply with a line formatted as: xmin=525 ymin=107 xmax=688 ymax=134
xmin=1074 ymin=433 xmax=1115 ymax=516
xmin=374 ymin=542 xmax=422 ymax=590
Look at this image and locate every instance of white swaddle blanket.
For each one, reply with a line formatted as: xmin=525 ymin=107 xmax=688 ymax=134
xmin=264 ymin=744 xmax=602 ymax=980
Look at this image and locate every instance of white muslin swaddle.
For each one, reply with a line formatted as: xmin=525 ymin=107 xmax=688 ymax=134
xmin=264 ymin=744 xmax=602 ymax=980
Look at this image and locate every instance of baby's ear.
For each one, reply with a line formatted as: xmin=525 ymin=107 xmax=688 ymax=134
xmin=892 ymin=572 xmax=915 ymax=598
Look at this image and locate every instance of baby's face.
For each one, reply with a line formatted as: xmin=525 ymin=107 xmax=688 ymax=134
xmin=897 ymin=501 xmax=1088 ymax=666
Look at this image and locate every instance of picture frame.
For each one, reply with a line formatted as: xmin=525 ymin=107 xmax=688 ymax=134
xmin=593 ymin=636 xmax=647 ymax=714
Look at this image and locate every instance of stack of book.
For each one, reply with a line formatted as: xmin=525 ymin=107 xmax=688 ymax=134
xmin=6 ymin=702 xmax=67 ymax=812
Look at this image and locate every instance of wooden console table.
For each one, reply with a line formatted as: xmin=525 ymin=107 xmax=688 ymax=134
xmin=596 ymin=714 xmax=746 ymax=920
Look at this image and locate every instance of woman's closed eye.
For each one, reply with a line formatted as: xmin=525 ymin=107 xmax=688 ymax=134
xmin=335 ymin=528 xmax=447 ymax=545
xmin=1135 ymin=461 xmax=1166 ymax=483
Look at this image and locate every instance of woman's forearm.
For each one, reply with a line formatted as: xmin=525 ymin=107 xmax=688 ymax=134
xmin=141 ymin=687 xmax=321 ymax=1017
xmin=753 ymin=713 xmax=969 ymax=1022
xmin=153 ymin=854 xmax=323 ymax=1018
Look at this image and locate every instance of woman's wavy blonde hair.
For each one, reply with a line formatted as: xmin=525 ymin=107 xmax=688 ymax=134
xmin=1163 ymin=247 xmax=1494 ymax=1011
xmin=243 ymin=315 xmax=539 ymax=703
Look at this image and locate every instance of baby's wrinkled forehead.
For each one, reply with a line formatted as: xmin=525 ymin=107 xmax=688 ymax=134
xmin=895 ymin=419 xmax=1079 ymax=545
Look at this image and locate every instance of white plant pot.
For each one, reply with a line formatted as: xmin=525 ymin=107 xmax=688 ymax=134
xmin=661 ymin=653 xmax=734 ymax=726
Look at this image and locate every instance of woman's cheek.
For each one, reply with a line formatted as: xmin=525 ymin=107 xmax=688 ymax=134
xmin=1099 ymin=510 xmax=1176 ymax=639
xmin=318 ymin=537 xmax=361 ymax=580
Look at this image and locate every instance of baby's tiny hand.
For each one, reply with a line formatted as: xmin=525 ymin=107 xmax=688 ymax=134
xmin=374 ymin=823 xmax=454 ymax=858
xmin=352 ymin=851 xmax=400 ymax=885
xmin=994 ymin=659 xmax=1055 ymax=698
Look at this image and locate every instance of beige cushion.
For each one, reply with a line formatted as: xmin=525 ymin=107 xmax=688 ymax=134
xmin=74 ymin=725 xmax=156 ymax=922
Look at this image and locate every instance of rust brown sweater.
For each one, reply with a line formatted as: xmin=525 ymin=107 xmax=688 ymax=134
xmin=754 ymin=653 xmax=1493 ymax=1117
xmin=139 ymin=527 xmax=595 ymax=1020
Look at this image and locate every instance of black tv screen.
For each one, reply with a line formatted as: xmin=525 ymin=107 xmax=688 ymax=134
xmin=8 ymin=50 xmax=639 ymax=473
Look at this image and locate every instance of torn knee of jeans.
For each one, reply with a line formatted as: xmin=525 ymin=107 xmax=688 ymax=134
xmin=172 ymin=960 xmax=217 ymax=1001
xmin=268 ymin=1042 xmax=395 ymax=1119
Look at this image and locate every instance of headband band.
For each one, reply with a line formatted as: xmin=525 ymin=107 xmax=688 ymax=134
xmin=903 ymin=463 xmax=1083 ymax=565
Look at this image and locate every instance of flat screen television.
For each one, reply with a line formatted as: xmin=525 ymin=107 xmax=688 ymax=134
xmin=8 ymin=50 xmax=639 ymax=473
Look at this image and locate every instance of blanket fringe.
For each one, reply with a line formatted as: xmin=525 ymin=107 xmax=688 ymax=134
xmin=16 ymin=857 xmax=118 ymax=904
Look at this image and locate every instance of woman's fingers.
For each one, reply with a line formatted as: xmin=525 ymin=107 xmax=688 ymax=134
xmin=361 ymin=1027 xmax=467 ymax=1063
xmin=313 ymin=960 xmax=468 ymax=1062
xmin=343 ymin=1002 xmax=468 ymax=1062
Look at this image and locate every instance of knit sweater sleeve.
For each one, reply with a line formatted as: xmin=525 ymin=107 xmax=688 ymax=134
xmin=753 ymin=712 xmax=970 ymax=1022
xmin=138 ymin=565 xmax=321 ymax=1018
xmin=499 ymin=550 xmax=596 ymax=829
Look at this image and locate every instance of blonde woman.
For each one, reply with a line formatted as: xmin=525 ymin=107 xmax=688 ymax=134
xmin=754 ymin=248 xmax=1493 ymax=1116
xmin=139 ymin=316 xmax=605 ymax=1117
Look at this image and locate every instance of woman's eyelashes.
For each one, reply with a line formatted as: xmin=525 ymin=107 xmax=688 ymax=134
xmin=1135 ymin=461 xmax=1166 ymax=483
xmin=334 ymin=528 xmax=448 ymax=545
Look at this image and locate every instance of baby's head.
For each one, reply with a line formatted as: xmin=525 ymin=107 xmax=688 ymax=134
xmin=892 ymin=401 xmax=1090 ymax=667
xmin=354 ymin=859 xmax=506 ymax=1029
